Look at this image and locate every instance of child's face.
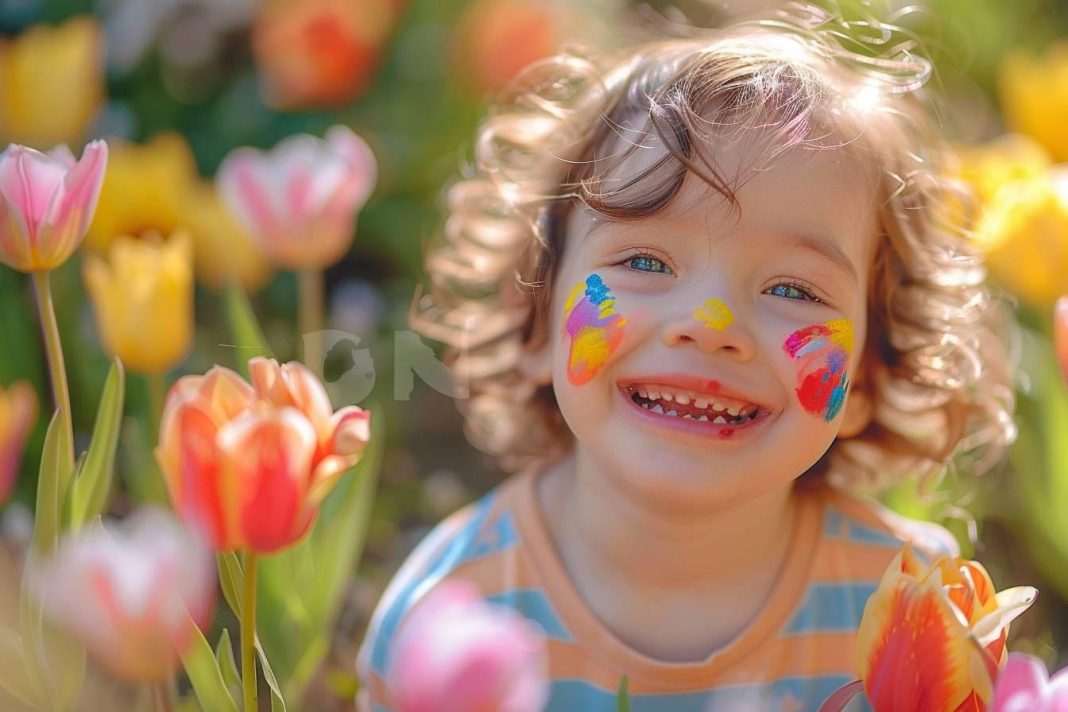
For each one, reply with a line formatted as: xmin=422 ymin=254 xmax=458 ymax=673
xmin=535 ymin=139 xmax=879 ymax=508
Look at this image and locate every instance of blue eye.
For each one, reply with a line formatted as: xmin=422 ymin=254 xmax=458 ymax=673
xmin=626 ymin=254 xmax=673 ymax=274
xmin=767 ymin=282 xmax=821 ymax=302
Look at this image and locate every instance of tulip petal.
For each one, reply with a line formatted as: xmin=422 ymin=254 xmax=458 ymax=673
xmin=173 ymin=405 xmax=232 ymax=549
xmin=971 ymin=586 xmax=1038 ymax=651
xmin=0 ymin=190 xmax=32 ymax=268
xmin=326 ymin=124 xmax=377 ymax=209
xmin=0 ymin=144 xmax=67 ymax=229
xmin=45 ymin=139 xmax=108 ymax=258
xmin=217 ymin=148 xmax=282 ymax=240
xmin=993 ymin=654 xmax=1048 ymax=712
xmin=218 ymin=408 xmax=318 ymax=553
xmin=1055 ymin=297 xmax=1068 ymax=384
xmin=331 ymin=406 xmax=371 ymax=454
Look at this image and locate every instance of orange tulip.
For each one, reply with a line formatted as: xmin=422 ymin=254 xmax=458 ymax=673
xmin=1056 ymin=297 xmax=1068 ymax=385
xmin=155 ymin=357 xmax=370 ymax=553
xmin=0 ymin=380 xmax=37 ymax=504
xmin=454 ymin=0 xmax=561 ymax=93
xmin=848 ymin=546 xmax=1037 ymax=712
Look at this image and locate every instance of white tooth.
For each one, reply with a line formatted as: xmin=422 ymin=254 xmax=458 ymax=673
xmin=666 ymin=409 xmax=678 ymax=417
xmin=698 ymin=414 xmax=709 ymax=422
xmin=711 ymin=400 xmax=726 ymax=412
xmin=682 ymin=413 xmax=694 ymax=420
xmin=675 ymin=393 xmax=690 ymax=405
xmin=695 ymin=399 xmax=709 ymax=409
xmin=726 ymin=405 xmax=740 ymax=416
xmin=661 ymin=392 xmax=674 ymax=403
xmin=649 ymin=389 xmax=660 ymax=400
xmin=638 ymin=387 xmax=649 ymax=398
xmin=651 ymin=404 xmax=665 ymax=415
xmin=713 ymin=415 xmax=727 ymax=424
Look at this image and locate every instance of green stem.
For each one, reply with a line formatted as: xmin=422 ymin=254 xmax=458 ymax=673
xmin=146 ymin=372 xmax=167 ymax=446
xmin=298 ymin=268 xmax=324 ymax=376
xmin=241 ymin=553 xmax=259 ymax=712
xmin=31 ymin=270 xmax=75 ymax=476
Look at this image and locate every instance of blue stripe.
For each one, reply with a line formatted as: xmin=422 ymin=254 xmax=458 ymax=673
xmin=824 ymin=508 xmax=846 ymax=538
xmin=486 ymin=588 xmax=573 ymax=642
xmin=546 ymin=675 xmax=867 ymax=712
xmin=467 ymin=510 xmax=519 ymax=560
xmin=847 ymin=522 xmax=904 ymax=548
xmin=369 ymin=493 xmax=497 ymax=674
xmin=783 ymin=582 xmax=877 ymax=634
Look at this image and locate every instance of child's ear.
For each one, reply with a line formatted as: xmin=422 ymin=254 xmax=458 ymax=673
xmin=838 ymin=387 xmax=873 ymax=438
xmin=518 ymin=336 xmax=554 ymax=386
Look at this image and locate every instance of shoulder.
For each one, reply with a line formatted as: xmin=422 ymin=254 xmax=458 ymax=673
xmin=816 ymin=483 xmax=960 ymax=565
xmin=356 ymin=474 xmax=527 ymax=690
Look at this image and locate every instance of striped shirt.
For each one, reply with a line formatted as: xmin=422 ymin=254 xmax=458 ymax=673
xmin=357 ymin=467 xmax=958 ymax=712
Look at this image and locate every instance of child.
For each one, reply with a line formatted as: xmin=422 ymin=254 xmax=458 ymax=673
xmin=358 ymin=6 xmax=1014 ymax=710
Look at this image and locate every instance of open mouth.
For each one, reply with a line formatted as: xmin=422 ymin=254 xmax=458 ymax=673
xmin=622 ymin=383 xmax=764 ymax=426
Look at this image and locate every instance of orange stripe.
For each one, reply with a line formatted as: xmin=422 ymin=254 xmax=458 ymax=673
xmin=448 ymin=547 xmax=541 ymax=596
xmin=808 ymin=542 xmax=900 ymax=582
xmin=360 ymin=670 xmax=397 ymax=710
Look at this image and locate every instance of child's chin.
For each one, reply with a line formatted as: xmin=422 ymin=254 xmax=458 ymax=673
xmin=604 ymin=464 xmax=766 ymax=512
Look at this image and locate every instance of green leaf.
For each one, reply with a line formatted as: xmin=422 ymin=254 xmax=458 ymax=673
xmin=0 ymin=625 xmax=36 ymax=708
xmin=32 ymin=408 xmax=72 ymax=554
xmin=181 ymin=621 xmax=239 ymax=712
xmin=256 ymin=405 xmax=383 ymax=701
xmin=215 ymin=629 xmax=242 ymax=706
xmin=255 ymin=636 xmax=287 ymax=712
xmin=68 ymin=359 xmax=125 ymax=530
xmin=217 ymin=552 xmax=245 ymax=619
xmin=617 ymin=675 xmax=630 ymax=712
xmin=225 ymin=283 xmax=273 ymax=377
xmin=18 ymin=586 xmax=85 ymax=712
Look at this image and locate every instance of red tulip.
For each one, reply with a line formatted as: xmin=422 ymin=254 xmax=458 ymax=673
xmin=822 ymin=546 xmax=1037 ymax=712
xmin=0 ymin=380 xmax=36 ymax=505
xmin=155 ymin=357 xmax=370 ymax=552
xmin=454 ymin=0 xmax=561 ymax=93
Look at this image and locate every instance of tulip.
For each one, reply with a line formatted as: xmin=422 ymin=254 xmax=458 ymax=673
xmin=838 ymin=546 xmax=1036 ymax=711
xmin=386 ymin=580 xmax=549 ymax=712
xmin=454 ymin=0 xmax=561 ymax=93
xmin=992 ymin=654 xmax=1068 ymax=712
xmin=251 ymin=0 xmax=400 ymax=110
xmin=155 ymin=357 xmax=371 ymax=553
xmin=27 ymin=507 xmax=216 ymax=682
xmin=86 ymin=133 xmax=198 ymax=253
xmin=1056 ymin=297 xmax=1068 ymax=386
xmin=1000 ymin=44 xmax=1068 ymax=162
xmin=0 ymin=17 xmax=104 ymax=148
xmin=953 ymin=134 xmax=1051 ymax=207
xmin=216 ymin=125 xmax=376 ymax=271
xmin=971 ymin=167 xmax=1068 ymax=308
xmin=83 ymin=232 xmax=194 ymax=375
xmin=0 ymin=380 xmax=37 ymax=504
xmin=0 ymin=140 xmax=108 ymax=273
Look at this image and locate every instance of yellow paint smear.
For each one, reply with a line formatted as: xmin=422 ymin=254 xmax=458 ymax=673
xmin=693 ymin=298 xmax=734 ymax=331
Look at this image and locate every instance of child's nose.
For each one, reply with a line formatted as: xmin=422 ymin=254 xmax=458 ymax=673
xmin=660 ymin=299 xmax=757 ymax=361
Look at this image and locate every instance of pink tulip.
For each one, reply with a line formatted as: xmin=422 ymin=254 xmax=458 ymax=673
xmin=386 ymin=580 xmax=549 ymax=712
xmin=27 ymin=508 xmax=216 ymax=682
xmin=216 ymin=125 xmax=375 ymax=270
xmin=0 ymin=140 xmax=108 ymax=272
xmin=993 ymin=653 xmax=1068 ymax=712
xmin=1056 ymin=297 xmax=1068 ymax=385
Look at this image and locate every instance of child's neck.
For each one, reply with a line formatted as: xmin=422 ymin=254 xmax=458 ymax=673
xmin=536 ymin=449 xmax=799 ymax=662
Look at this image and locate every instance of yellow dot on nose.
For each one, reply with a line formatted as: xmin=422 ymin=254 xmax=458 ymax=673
xmin=694 ymin=298 xmax=734 ymax=331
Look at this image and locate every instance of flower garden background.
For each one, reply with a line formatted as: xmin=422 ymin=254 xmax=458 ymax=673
xmin=1 ymin=0 xmax=1068 ymax=709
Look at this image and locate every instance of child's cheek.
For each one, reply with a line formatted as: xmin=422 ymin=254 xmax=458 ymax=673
xmin=783 ymin=319 xmax=854 ymax=422
xmin=561 ymin=272 xmax=627 ymax=386
xmin=693 ymin=298 xmax=734 ymax=331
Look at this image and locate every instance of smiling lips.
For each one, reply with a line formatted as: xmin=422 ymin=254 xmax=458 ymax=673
xmin=620 ymin=379 xmax=766 ymax=427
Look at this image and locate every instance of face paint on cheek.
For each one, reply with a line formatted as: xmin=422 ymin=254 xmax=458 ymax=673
xmin=783 ymin=319 xmax=854 ymax=422
xmin=694 ymin=298 xmax=734 ymax=331
xmin=562 ymin=273 xmax=626 ymax=386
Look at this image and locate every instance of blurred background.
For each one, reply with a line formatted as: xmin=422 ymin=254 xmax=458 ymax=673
xmin=1 ymin=0 xmax=1067 ymax=707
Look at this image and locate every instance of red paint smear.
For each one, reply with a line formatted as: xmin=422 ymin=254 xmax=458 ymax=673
xmin=705 ymin=379 xmax=720 ymax=393
xmin=719 ymin=428 xmax=734 ymax=439
xmin=797 ymin=366 xmax=841 ymax=415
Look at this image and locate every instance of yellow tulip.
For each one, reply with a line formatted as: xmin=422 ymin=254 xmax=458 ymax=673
xmin=184 ymin=182 xmax=273 ymax=292
xmin=84 ymin=233 xmax=194 ymax=375
xmin=1000 ymin=44 xmax=1068 ymax=162
xmin=952 ymin=133 xmax=1052 ymax=206
xmin=86 ymin=133 xmax=199 ymax=253
xmin=972 ymin=167 xmax=1068 ymax=308
xmin=0 ymin=17 xmax=104 ymax=149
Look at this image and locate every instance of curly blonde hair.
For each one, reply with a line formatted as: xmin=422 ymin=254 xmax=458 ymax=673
xmin=411 ymin=5 xmax=1016 ymax=491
